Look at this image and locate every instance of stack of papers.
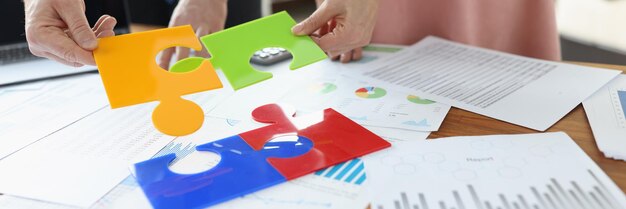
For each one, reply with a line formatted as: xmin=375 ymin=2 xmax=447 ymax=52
xmin=0 ymin=74 xmax=108 ymax=159
xmin=0 ymin=37 xmax=624 ymax=209
xmin=357 ymin=36 xmax=621 ymax=131
xmin=363 ymin=132 xmax=626 ymax=209
xmin=583 ymin=75 xmax=626 ymax=161
xmin=0 ymin=45 xmax=436 ymax=209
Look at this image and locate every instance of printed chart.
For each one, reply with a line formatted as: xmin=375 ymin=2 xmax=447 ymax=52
xmin=364 ymin=132 xmax=626 ymax=209
xmin=610 ymin=89 xmax=626 ymax=128
xmin=314 ymin=158 xmax=366 ymax=185
xmin=407 ymin=95 xmax=436 ymax=105
xmin=308 ymin=82 xmax=338 ymax=94
xmin=381 ymin=170 xmax=618 ymax=209
xmin=583 ymin=75 xmax=626 ymax=161
xmin=355 ymin=87 xmax=387 ymax=99
xmin=334 ymin=78 xmax=448 ymax=131
xmin=279 ymin=76 xmax=450 ymax=132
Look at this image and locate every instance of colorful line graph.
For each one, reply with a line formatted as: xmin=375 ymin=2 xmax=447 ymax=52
xmin=314 ymin=158 xmax=366 ymax=185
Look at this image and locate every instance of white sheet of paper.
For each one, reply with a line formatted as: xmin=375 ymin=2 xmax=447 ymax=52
xmin=0 ymin=103 xmax=175 ymax=207
xmin=211 ymin=44 xmax=450 ymax=132
xmin=181 ymin=70 xmax=235 ymax=114
xmin=364 ymin=126 xmax=430 ymax=143
xmin=209 ymin=69 xmax=307 ymax=120
xmin=0 ymin=74 xmax=108 ymax=159
xmin=280 ymin=75 xmax=450 ymax=131
xmin=207 ymin=125 xmax=428 ymax=209
xmin=357 ymin=36 xmax=621 ymax=131
xmin=0 ymin=59 xmax=96 ymax=86
xmin=363 ymin=132 xmax=626 ymax=209
xmin=0 ymin=118 xmax=430 ymax=209
xmin=583 ymin=75 xmax=626 ymax=161
xmin=0 ymin=116 xmax=253 ymax=209
xmin=0 ymin=45 xmax=431 ymax=209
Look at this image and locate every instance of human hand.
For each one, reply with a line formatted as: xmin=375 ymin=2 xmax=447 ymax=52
xmin=315 ymin=19 xmax=363 ymax=63
xmin=24 ymin=0 xmax=117 ymax=67
xmin=292 ymin=0 xmax=378 ymax=63
xmin=159 ymin=0 xmax=228 ymax=70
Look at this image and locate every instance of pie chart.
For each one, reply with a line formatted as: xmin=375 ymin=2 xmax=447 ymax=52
xmin=407 ymin=95 xmax=435 ymax=104
xmin=355 ymin=87 xmax=387 ymax=99
xmin=308 ymin=82 xmax=337 ymax=94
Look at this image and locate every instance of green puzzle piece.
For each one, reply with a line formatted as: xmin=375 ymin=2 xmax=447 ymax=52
xmin=171 ymin=11 xmax=327 ymax=90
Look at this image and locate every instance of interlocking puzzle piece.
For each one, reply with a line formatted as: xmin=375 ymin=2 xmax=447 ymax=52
xmin=170 ymin=11 xmax=327 ymax=90
xmin=239 ymin=104 xmax=392 ymax=179
xmin=134 ymin=104 xmax=390 ymax=209
xmin=135 ymin=134 xmax=313 ymax=209
xmin=93 ymin=26 xmax=223 ymax=136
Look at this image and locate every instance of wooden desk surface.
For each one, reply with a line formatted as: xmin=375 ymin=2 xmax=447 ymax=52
xmin=430 ymin=62 xmax=626 ymax=193
xmin=129 ymin=24 xmax=626 ymax=193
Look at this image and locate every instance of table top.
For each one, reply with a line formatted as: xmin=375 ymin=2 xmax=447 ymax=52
xmin=430 ymin=62 xmax=626 ymax=193
xmin=129 ymin=24 xmax=626 ymax=193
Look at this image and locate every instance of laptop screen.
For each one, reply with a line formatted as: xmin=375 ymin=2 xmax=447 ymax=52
xmin=0 ymin=0 xmax=130 ymax=45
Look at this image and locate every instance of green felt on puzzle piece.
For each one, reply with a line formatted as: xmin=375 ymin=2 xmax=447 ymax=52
xmin=170 ymin=11 xmax=327 ymax=90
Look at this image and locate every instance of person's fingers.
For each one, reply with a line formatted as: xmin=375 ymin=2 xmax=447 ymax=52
xmin=43 ymin=28 xmax=96 ymax=65
xmin=318 ymin=25 xmax=365 ymax=57
xmin=352 ymin=47 xmax=362 ymax=61
xmin=292 ymin=4 xmax=338 ymax=36
xmin=92 ymin=15 xmax=110 ymax=31
xmin=56 ymin=1 xmax=97 ymax=50
xmin=159 ymin=47 xmax=175 ymax=70
xmin=313 ymin=36 xmax=343 ymax=58
xmin=96 ymin=30 xmax=115 ymax=38
xmin=316 ymin=34 xmax=344 ymax=57
xmin=195 ymin=26 xmax=210 ymax=58
xmin=42 ymin=51 xmax=84 ymax=67
xmin=340 ymin=51 xmax=352 ymax=63
xmin=329 ymin=19 xmax=337 ymax=31
xmin=176 ymin=47 xmax=190 ymax=62
xmin=94 ymin=15 xmax=117 ymax=37
xmin=317 ymin=22 xmax=330 ymax=37
xmin=196 ymin=47 xmax=210 ymax=58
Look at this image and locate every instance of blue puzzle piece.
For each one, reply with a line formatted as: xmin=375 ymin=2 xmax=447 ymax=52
xmin=134 ymin=135 xmax=313 ymax=209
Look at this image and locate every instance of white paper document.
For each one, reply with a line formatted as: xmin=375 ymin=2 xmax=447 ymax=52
xmin=357 ymin=37 xmax=621 ymax=131
xmin=211 ymin=44 xmax=450 ymax=131
xmin=279 ymin=75 xmax=450 ymax=132
xmin=583 ymin=75 xmax=626 ymax=161
xmin=0 ymin=74 xmax=108 ymax=159
xmin=0 ymin=116 xmax=429 ymax=209
xmin=0 ymin=59 xmax=96 ymax=86
xmin=0 ymin=104 xmax=176 ymax=207
xmin=363 ymin=132 xmax=626 ymax=209
xmin=213 ymin=126 xmax=429 ymax=209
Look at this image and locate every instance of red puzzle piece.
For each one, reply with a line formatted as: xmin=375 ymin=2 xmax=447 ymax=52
xmin=239 ymin=103 xmax=391 ymax=179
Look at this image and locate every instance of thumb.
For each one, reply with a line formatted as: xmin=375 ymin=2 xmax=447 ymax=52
xmin=57 ymin=2 xmax=97 ymax=50
xmin=292 ymin=4 xmax=337 ymax=36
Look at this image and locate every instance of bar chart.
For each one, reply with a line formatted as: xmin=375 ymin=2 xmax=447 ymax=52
xmin=364 ymin=133 xmax=626 ymax=209
xmin=314 ymin=158 xmax=366 ymax=185
xmin=610 ymin=89 xmax=626 ymax=128
xmin=377 ymin=170 xmax=622 ymax=209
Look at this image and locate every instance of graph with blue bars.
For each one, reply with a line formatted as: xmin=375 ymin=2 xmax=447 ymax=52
xmin=314 ymin=158 xmax=366 ymax=185
xmin=153 ymin=141 xmax=196 ymax=163
xmin=618 ymin=90 xmax=626 ymax=118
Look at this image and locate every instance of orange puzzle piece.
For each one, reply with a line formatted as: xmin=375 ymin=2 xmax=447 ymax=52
xmin=93 ymin=25 xmax=223 ymax=136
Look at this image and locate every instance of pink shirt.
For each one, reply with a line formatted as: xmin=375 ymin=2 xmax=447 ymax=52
xmin=371 ymin=0 xmax=561 ymax=61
